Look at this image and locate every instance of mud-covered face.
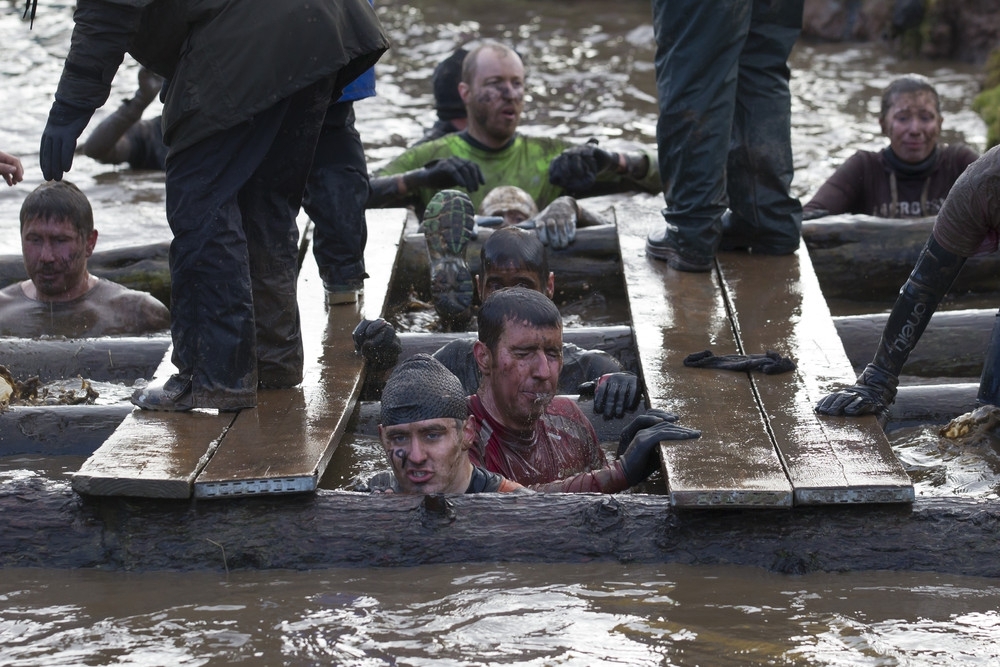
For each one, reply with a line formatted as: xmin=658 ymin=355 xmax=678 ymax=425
xmin=478 ymin=265 xmax=554 ymax=301
xmin=21 ymin=216 xmax=96 ymax=300
xmin=461 ymin=49 xmax=526 ymax=148
xmin=881 ymin=91 xmax=942 ymax=164
xmin=379 ymin=417 xmax=473 ymax=494
xmin=477 ymin=319 xmax=562 ymax=429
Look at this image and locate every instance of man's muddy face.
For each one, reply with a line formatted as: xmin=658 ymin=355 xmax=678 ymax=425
xmin=21 ymin=216 xmax=95 ymax=300
xmin=380 ymin=417 xmax=471 ymax=494
xmin=483 ymin=318 xmax=562 ymax=428
xmin=463 ymin=49 xmax=525 ymax=147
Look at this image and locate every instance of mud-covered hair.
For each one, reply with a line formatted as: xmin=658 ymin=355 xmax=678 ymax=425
xmin=19 ymin=180 xmax=94 ymax=238
xmin=477 ymin=286 xmax=561 ymax=353
xmin=880 ymin=74 xmax=940 ymax=121
xmin=480 ymin=226 xmax=548 ymax=283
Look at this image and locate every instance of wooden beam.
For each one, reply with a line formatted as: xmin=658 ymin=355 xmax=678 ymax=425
xmin=714 ymin=249 xmax=913 ymax=505
xmin=5 ymin=475 xmax=1000 ymax=577
xmin=192 ymin=209 xmax=405 ymax=498
xmin=616 ymin=200 xmax=792 ymax=508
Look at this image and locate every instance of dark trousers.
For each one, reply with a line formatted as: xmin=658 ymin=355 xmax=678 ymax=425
xmin=653 ymin=0 xmax=804 ymax=261
xmin=303 ymin=100 xmax=371 ymax=287
xmin=164 ymin=77 xmax=334 ymax=407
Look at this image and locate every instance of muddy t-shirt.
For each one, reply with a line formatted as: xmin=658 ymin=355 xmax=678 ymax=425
xmin=804 ymin=144 xmax=979 ymax=218
xmin=468 ymin=394 xmax=629 ymax=493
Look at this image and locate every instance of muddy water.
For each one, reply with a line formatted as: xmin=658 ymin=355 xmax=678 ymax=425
xmin=2 ymin=2 xmax=1000 ymax=664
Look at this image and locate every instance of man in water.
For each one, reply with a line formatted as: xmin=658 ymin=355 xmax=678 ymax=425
xmin=367 ymin=41 xmax=658 ymax=325
xmin=803 ymin=74 xmax=979 ymax=219
xmin=354 ymin=222 xmax=642 ymax=419
xmin=367 ymin=353 xmax=526 ymax=494
xmin=0 ymin=180 xmax=170 ymax=337
xmin=467 ymin=287 xmax=701 ymax=492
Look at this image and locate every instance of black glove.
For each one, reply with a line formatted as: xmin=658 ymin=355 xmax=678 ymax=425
xmin=352 ymin=318 xmax=402 ymax=370
xmin=578 ymin=372 xmax=641 ymax=419
xmin=548 ymin=139 xmax=618 ymax=192
xmin=40 ymin=100 xmax=95 ymax=181
xmin=616 ymin=413 xmax=700 ymax=486
xmin=815 ymin=363 xmax=898 ymax=416
xmin=404 ymin=157 xmax=485 ymax=192
xmin=683 ymin=349 xmax=796 ymax=374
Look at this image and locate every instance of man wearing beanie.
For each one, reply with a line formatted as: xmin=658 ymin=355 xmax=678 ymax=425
xmin=415 ymin=47 xmax=469 ymax=145
xmin=369 ymin=353 xmax=525 ymax=494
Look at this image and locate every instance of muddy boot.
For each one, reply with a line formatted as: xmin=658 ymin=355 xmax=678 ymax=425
xmin=421 ymin=189 xmax=476 ymax=330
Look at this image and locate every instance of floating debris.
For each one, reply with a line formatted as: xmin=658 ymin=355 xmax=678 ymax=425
xmin=0 ymin=364 xmax=99 ymax=412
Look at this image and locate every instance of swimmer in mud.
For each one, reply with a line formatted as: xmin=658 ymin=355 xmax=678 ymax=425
xmin=466 ymin=286 xmax=701 ymax=492
xmin=367 ymin=353 xmax=526 ymax=494
xmin=0 ymin=180 xmax=170 ymax=337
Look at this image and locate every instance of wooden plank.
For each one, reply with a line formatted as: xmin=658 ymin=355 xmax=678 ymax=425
xmin=70 ymin=345 xmax=237 ymax=498
xmin=193 ymin=209 xmax=405 ymax=498
xmin=617 ymin=201 xmax=792 ymax=508
xmin=714 ymin=249 xmax=913 ymax=505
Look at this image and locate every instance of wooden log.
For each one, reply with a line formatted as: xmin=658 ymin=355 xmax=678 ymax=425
xmin=802 ymin=214 xmax=1000 ymax=304
xmin=3 ymin=475 xmax=1000 ymax=577
xmin=834 ymin=309 xmax=994 ymax=378
xmin=0 ymin=335 xmax=170 ymax=383
xmin=397 ymin=325 xmax=639 ymax=374
xmin=1 ymin=242 xmax=171 ymax=307
xmin=387 ymin=225 xmax=627 ymax=316
xmin=0 ymin=404 xmax=133 ymax=455
xmin=889 ymin=383 xmax=980 ymax=426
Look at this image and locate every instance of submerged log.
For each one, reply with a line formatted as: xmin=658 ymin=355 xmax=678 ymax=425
xmin=3 ymin=474 xmax=1000 ymax=577
xmin=802 ymin=214 xmax=1000 ymax=304
xmin=834 ymin=309 xmax=994 ymax=377
xmin=386 ymin=225 xmax=626 ymax=312
xmin=0 ymin=335 xmax=170 ymax=383
xmin=0 ymin=242 xmax=171 ymax=308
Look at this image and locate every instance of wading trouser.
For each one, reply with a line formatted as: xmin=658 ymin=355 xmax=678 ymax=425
xmin=652 ymin=0 xmax=804 ymax=262
xmin=303 ymin=100 xmax=371 ymax=287
xmin=164 ymin=77 xmax=335 ymax=407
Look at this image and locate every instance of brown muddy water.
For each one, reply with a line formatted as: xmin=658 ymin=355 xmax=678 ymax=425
xmin=2 ymin=1 xmax=1000 ymax=665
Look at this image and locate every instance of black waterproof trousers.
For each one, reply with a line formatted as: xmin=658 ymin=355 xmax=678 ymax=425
xmin=652 ymin=0 xmax=804 ymax=263
xmin=303 ymin=100 xmax=371 ymax=288
xmin=164 ymin=77 xmax=335 ymax=408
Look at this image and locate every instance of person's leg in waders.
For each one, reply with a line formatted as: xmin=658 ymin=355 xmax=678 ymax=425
xmin=720 ymin=0 xmax=804 ymax=255
xmin=243 ymin=79 xmax=338 ymax=388
xmin=132 ymin=77 xmax=334 ymax=410
xmin=647 ymin=0 xmax=748 ymax=272
xmin=303 ymin=98 xmax=372 ymax=305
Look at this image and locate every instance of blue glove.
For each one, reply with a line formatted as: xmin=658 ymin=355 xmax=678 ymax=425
xmin=40 ymin=100 xmax=94 ymax=181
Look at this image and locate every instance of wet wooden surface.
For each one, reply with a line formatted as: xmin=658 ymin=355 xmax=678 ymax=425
xmin=617 ymin=205 xmax=793 ymax=508
xmin=617 ymin=200 xmax=912 ymax=507
xmin=715 ymin=250 xmax=913 ymax=504
xmin=71 ymin=347 xmax=237 ymax=498
xmin=73 ymin=209 xmax=406 ymax=499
